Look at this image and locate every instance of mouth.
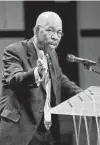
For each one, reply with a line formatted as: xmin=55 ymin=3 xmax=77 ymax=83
xmin=48 ymin=44 xmax=57 ymax=49
xmin=48 ymin=42 xmax=57 ymax=47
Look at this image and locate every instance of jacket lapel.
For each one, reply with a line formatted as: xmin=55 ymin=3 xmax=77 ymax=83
xmin=26 ymin=38 xmax=38 ymax=68
xmin=26 ymin=38 xmax=47 ymax=95
xmin=25 ymin=39 xmax=58 ymax=99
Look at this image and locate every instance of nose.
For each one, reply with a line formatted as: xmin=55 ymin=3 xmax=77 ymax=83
xmin=51 ymin=32 xmax=58 ymax=40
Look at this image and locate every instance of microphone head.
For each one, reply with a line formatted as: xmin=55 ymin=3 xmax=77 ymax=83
xmin=67 ymin=54 xmax=75 ymax=62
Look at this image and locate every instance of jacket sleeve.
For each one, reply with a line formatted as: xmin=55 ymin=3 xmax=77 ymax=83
xmin=54 ymin=51 xmax=82 ymax=96
xmin=61 ymin=72 xmax=82 ymax=97
xmin=2 ymin=46 xmax=37 ymax=90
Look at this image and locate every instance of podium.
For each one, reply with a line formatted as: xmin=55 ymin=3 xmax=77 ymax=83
xmin=50 ymin=86 xmax=100 ymax=116
xmin=49 ymin=86 xmax=100 ymax=145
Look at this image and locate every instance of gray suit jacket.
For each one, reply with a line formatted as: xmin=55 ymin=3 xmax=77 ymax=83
xmin=0 ymin=38 xmax=81 ymax=145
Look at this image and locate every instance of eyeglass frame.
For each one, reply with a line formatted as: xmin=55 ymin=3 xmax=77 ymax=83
xmin=38 ymin=25 xmax=64 ymax=38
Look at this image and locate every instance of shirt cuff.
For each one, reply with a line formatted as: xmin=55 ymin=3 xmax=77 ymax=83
xmin=34 ymin=67 xmax=42 ymax=87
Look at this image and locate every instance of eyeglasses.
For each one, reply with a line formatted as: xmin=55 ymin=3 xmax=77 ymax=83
xmin=38 ymin=25 xmax=63 ymax=38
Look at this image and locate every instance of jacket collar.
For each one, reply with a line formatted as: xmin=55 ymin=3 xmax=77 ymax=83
xmin=25 ymin=38 xmax=38 ymax=68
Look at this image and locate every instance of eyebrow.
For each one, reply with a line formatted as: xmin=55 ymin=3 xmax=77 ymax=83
xmin=47 ymin=26 xmax=62 ymax=31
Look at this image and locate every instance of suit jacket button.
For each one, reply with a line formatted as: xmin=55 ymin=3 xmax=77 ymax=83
xmin=39 ymin=109 xmax=44 ymax=113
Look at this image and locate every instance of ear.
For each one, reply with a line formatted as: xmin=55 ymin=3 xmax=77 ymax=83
xmin=33 ymin=26 xmax=39 ymax=36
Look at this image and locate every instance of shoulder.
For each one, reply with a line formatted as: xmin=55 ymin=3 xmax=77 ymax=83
xmin=5 ymin=40 xmax=28 ymax=52
xmin=3 ymin=40 xmax=29 ymax=59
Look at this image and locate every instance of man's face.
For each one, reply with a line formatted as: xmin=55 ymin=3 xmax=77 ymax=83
xmin=37 ymin=17 xmax=63 ymax=51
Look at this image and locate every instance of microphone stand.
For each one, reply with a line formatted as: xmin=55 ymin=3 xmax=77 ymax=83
xmin=83 ymin=62 xmax=100 ymax=75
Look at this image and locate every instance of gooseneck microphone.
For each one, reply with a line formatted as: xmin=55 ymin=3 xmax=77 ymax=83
xmin=67 ymin=54 xmax=97 ymax=66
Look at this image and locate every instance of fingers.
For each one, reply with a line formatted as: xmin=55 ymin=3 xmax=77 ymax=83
xmin=44 ymin=120 xmax=52 ymax=130
xmin=37 ymin=58 xmax=47 ymax=77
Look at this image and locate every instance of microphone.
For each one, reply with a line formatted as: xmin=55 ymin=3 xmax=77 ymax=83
xmin=67 ymin=54 xmax=97 ymax=66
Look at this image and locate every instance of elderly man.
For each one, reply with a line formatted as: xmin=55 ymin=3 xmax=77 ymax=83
xmin=0 ymin=11 xmax=81 ymax=145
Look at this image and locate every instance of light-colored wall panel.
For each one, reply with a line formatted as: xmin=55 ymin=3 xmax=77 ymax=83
xmin=0 ymin=1 xmax=24 ymax=30
xmin=78 ymin=1 xmax=100 ymax=29
xmin=77 ymin=1 xmax=100 ymax=89
xmin=78 ymin=38 xmax=100 ymax=89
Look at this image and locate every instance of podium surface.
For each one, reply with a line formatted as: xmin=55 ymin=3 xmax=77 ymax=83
xmin=50 ymin=86 xmax=100 ymax=117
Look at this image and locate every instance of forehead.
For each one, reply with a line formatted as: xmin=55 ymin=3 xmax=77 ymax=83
xmin=44 ymin=16 xmax=62 ymax=30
